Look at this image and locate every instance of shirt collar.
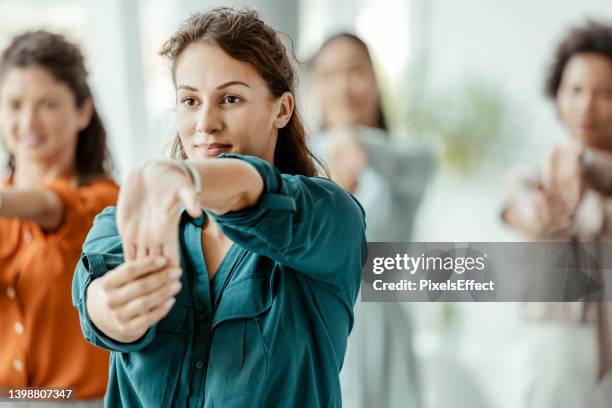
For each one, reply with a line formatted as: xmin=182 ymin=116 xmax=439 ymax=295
xmin=180 ymin=207 xmax=207 ymax=227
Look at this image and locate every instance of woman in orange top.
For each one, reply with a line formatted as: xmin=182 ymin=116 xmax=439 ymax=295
xmin=0 ymin=31 xmax=118 ymax=402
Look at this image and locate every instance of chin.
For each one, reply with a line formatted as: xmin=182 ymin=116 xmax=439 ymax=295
xmin=15 ymin=146 xmax=51 ymax=161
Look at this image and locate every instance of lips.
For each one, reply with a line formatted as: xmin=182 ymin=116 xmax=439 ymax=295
xmin=194 ymin=142 xmax=232 ymax=158
xmin=20 ymin=135 xmax=44 ymax=148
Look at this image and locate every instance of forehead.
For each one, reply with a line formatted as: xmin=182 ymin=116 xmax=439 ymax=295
xmin=1 ymin=66 xmax=67 ymax=96
xmin=174 ymin=42 xmax=266 ymax=90
xmin=563 ymin=53 xmax=612 ymax=82
xmin=314 ymin=38 xmax=370 ymax=72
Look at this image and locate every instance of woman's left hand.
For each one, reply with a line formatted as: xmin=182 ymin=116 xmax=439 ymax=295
xmin=117 ymin=161 xmax=203 ymax=266
xmin=503 ymin=143 xmax=586 ymax=238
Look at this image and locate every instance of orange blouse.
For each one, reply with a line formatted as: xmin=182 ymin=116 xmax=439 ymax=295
xmin=0 ymin=177 xmax=118 ymax=399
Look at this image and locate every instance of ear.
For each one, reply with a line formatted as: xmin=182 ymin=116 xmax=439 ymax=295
xmin=77 ymin=97 xmax=94 ymax=132
xmin=273 ymin=91 xmax=295 ymax=129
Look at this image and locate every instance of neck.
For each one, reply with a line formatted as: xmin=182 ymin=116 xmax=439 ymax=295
xmin=13 ymin=156 xmax=76 ymax=188
xmin=203 ymin=216 xmax=222 ymax=235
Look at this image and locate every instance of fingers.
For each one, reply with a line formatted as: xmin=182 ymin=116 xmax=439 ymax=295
xmin=123 ymin=242 xmax=137 ymax=262
xmin=136 ymin=245 xmax=149 ymax=259
xmin=178 ymin=185 xmax=202 ymax=218
xmin=113 ymin=279 xmax=182 ymax=321
xmin=139 ymin=235 xmax=179 ymax=264
xmin=504 ymin=191 xmax=548 ymax=232
xmin=119 ymin=298 xmax=176 ymax=336
xmin=162 ymin=242 xmax=181 ymax=268
xmin=99 ymin=257 xmax=183 ymax=342
xmin=106 ymin=266 xmax=181 ymax=307
xmin=103 ymin=256 xmax=169 ymax=289
xmin=149 ymin=244 xmax=163 ymax=258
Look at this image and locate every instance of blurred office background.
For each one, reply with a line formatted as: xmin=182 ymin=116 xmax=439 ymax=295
xmin=1 ymin=0 xmax=612 ymax=407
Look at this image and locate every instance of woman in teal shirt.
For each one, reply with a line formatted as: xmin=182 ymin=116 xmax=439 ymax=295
xmin=72 ymin=7 xmax=366 ymax=408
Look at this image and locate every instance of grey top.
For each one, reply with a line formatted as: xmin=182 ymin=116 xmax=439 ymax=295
xmin=313 ymin=126 xmax=434 ymax=408
xmin=315 ymin=126 xmax=435 ymax=242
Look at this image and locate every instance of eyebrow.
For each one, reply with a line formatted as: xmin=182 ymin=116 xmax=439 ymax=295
xmin=177 ymin=81 xmax=251 ymax=92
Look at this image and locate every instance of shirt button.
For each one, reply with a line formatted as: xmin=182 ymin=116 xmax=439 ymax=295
xmin=22 ymin=230 xmax=32 ymax=243
xmin=6 ymin=287 xmax=16 ymax=299
xmin=12 ymin=359 xmax=24 ymax=372
xmin=195 ymin=361 xmax=204 ymax=369
xmin=14 ymin=322 xmax=24 ymax=335
xmin=198 ymin=312 xmax=208 ymax=320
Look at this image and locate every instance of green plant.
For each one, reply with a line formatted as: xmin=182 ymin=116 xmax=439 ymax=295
xmin=377 ymin=64 xmax=519 ymax=175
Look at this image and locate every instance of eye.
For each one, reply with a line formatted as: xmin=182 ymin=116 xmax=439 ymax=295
xmin=40 ymin=99 xmax=58 ymax=109
xmin=222 ymin=95 xmax=242 ymax=105
xmin=180 ymin=96 xmax=198 ymax=107
xmin=7 ymin=99 xmax=20 ymax=111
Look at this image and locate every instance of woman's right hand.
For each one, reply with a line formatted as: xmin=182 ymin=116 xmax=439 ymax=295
xmin=325 ymin=128 xmax=367 ymax=193
xmin=503 ymin=144 xmax=585 ymax=238
xmin=86 ymin=256 xmax=182 ymax=343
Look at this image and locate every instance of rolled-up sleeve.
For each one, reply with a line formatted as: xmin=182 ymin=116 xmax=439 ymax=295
xmin=210 ymin=153 xmax=367 ymax=292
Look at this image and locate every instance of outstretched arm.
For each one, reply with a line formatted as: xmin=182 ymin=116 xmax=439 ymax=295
xmin=0 ymin=188 xmax=64 ymax=230
xmin=116 ymin=157 xmax=263 ymax=266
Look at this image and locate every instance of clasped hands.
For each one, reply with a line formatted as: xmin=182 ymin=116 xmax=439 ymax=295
xmin=87 ymin=160 xmax=202 ymax=342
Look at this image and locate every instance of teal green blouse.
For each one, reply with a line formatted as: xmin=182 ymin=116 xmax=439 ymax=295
xmin=72 ymin=154 xmax=366 ymax=407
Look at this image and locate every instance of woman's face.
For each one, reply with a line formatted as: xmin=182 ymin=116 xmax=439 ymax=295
xmin=312 ymin=38 xmax=380 ymax=129
xmin=557 ymin=52 xmax=612 ymax=151
xmin=0 ymin=66 xmax=91 ymax=168
xmin=174 ymin=42 xmax=292 ymax=162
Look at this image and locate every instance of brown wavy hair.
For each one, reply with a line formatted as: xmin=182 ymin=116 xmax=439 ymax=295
xmin=0 ymin=30 xmax=112 ymax=184
xmin=159 ymin=7 xmax=323 ymax=177
xmin=546 ymin=20 xmax=612 ymax=99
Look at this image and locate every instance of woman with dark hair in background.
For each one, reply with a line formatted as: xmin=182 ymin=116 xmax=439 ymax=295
xmin=309 ymin=33 xmax=433 ymax=408
xmin=0 ymin=31 xmax=118 ymax=403
xmin=73 ymin=8 xmax=366 ymax=407
xmin=503 ymin=20 xmax=612 ymax=407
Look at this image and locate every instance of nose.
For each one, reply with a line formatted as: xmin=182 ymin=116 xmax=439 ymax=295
xmin=578 ymin=91 xmax=597 ymax=116
xmin=336 ymin=73 xmax=352 ymax=100
xmin=18 ymin=105 xmax=39 ymax=135
xmin=196 ymin=101 xmax=222 ymax=135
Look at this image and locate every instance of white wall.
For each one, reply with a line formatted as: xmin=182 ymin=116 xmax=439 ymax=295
xmin=412 ymin=3 xmax=612 ymax=408
xmin=414 ymin=0 xmax=612 ymax=243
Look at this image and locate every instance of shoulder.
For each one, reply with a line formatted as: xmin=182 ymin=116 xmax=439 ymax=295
xmin=78 ymin=177 xmax=120 ymax=215
xmin=284 ymin=174 xmax=348 ymax=197
xmin=79 ymin=177 xmax=120 ymax=199
xmin=283 ymin=174 xmax=366 ymax=224
xmin=49 ymin=176 xmax=118 ymax=212
xmin=85 ymin=176 xmax=119 ymax=189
